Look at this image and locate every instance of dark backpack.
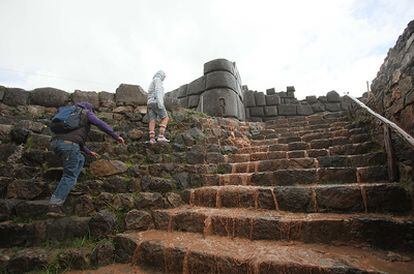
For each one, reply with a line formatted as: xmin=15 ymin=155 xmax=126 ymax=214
xmin=50 ymin=105 xmax=84 ymax=133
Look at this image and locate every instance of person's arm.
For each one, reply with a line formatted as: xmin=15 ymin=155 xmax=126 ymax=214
xmin=80 ymin=144 xmax=98 ymax=157
xmin=86 ymin=111 xmax=120 ymax=140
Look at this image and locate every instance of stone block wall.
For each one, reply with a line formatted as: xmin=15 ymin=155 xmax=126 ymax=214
xmin=368 ymin=20 xmax=414 ymax=137
xmin=166 ymin=58 xmax=352 ymax=121
xmin=243 ymin=88 xmax=350 ymax=122
xmin=0 ymin=84 xmax=148 ymax=111
xmin=167 ymin=59 xmax=245 ymax=120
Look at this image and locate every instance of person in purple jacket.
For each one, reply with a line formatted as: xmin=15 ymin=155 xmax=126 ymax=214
xmin=48 ymin=102 xmax=125 ymax=209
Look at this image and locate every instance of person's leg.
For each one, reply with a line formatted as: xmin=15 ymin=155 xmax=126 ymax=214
xmin=50 ymin=143 xmax=84 ymax=204
xmin=157 ymin=107 xmax=170 ymax=142
xmin=149 ymin=119 xmax=156 ymax=144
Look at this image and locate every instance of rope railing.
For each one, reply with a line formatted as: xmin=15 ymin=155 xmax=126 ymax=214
xmin=345 ymin=94 xmax=414 ymax=182
xmin=345 ymin=94 xmax=414 ymax=148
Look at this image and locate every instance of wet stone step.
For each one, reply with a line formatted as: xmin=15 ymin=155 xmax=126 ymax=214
xmin=263 ymin=117 xmax=350 ymax=129
xmin=237 ymin=141 xmax=379 ymax=156
xmin=114 ymin=230 xmax=414 ymax=274
xmin=202 ymin=166 xmax=389 ymax=186
xmin=151 ymin=207 xmax=414 ymax=251
xmin=218 ymin=158 xmax=318 ymax=173
xmin=187 ymin=183 xmax=412 ymax=214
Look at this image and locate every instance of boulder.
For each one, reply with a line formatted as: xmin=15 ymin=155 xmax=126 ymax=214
xmin=127 ymin=128 xmax=144 ymax=140
xmin=164 ymin=96 xmax=180 ymax=111
xmin=3 ymin=88 xmax=29 ymax=106
xmin=205 ymin=71 xmax=239 ymax=96
xmin=91 ymin=241 xmax=115 ymax=266
xmin=7 ymin=248 xmax=48 ymax=273
xmin=264 ymin=106 xmax=278 ymax=116
xmin=90 ymin=160 xmax=128 ymax=177
xmin=188 ymin=95 xmax=200 ymax=108
xmin=98 ymin=91 xmax=116 ymax=108
xmin=200 ymin=88 xmax=244 ymax=120
xmin=112 ymin=193 xmax=135 ymax=211
xmin=7 ymin=180 xmax=47 ymax=200
xmin=115 ymin=84 xmax=147 ymax=106
xmin=177 ymin=84 xmax=188 ymax=98
xmin=243 ymin=90 xmax=256 ymax=107
xmin=10 ymin=128 xmax=30 ymax=144
xmin=73 ymin=90 xmax=100 ymax=109
xmin=165 ymin=192 xmax=184 ymax=207
xmin=326 ymin=90 xmax=341 ymax=102
xmin=141 ymin=176 xmax=174 ymax=194
xmin=30 ymin=87 xmax=69 ymax=107
xmin=89 ymin=210 xmax=116 ymax=236
xmin=124 ymin=209 xmax=154 ymax=230
xmin=135 ymin=192 xmax=164 ymax=209
xmin=306 ymin=96 xmax=318 ymax=104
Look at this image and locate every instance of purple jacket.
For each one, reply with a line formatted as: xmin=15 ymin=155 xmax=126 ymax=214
xmin=76 ymin=102 xmax=119 ymax=154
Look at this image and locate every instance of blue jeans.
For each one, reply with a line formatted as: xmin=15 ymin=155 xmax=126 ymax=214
xmin=49 ymin=139 xmax=85 ymax=204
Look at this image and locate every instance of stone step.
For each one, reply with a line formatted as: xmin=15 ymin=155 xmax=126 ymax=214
xmin=66 ymin=264 xmax=158 ymax=274
xmin=226 ymin=151 xmax=386 ymax=167
xmin=151 ymin=206 xmax=414 ymax=251
xmin=251 ymin=130 xmax=369 ymax=146
xmin=0 ymin=216 xmax=93 ymax=247
xmin=204 ymin=166 xmax=389 ymax=186
xmin=115 ymin=230 xmax=414 ymax=274
xmin=253 ymin=124 xmax=355 ymax=140
xmin=187 ymin=183 xmax=412 ymax=214
xmin=263 ymin=111 xmax=348 ymax=124
xmin=1 ymin=245 xmax=98 ymax=274
xmin=221 ymin=153 xmax=386 ymax=171
xmin=237 ymin=141 xmax=379 ymax=155
xmin=263 ymin=116 xmax=350 ymax=129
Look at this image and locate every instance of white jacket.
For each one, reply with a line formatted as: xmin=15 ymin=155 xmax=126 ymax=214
xmin=147 ymin=70 xmax=166 ymax=109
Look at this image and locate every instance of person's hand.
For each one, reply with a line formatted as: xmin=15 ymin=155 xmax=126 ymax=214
xmin=117 ymin=136 xmax=126 ymax=145
xmin=89 ymin=151 xmax=98 ymax=158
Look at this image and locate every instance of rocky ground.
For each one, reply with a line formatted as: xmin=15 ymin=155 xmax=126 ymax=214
xmin=0 ymin=100 xmax=413 ymax=273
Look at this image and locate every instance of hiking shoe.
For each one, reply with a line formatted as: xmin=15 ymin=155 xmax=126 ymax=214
xmin=149 ymin=138 xmax=157 ymax=145
xmin=49 ymin=195 xmax=65 ymax=206
xmin=157 ymin=135 xmax=170 ymax=143
xmin=46 ymin=204 xmax=65 ymax=218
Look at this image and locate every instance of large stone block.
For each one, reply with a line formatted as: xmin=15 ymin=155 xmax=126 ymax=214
xmin=266 ymin=88 xmax=276 ymax=95
xmin=30 ymin=87 xmax=69 ymax=107
xmin=3 ymin=88 xmax=29 ymax=106
xmin=203 ymin=58 xmax=234 ymax=75
xmin=188 ymin=95 xmax=200 ymax=108
xmin=254 ymin=92 xmax=266 ymax=106
xmin=265 ymin=94 xmax=281 ymax=105
xmin=297 ymin=103 xmax=313 ymax=115
xmin=250 ymin=106 xmax=265 ymax=117
xmin=73 ymin=90 xmax=100 ymax=108
xmin=243 ymin=90 xmax=256 ymax=107
xmin=177 ymin=84 xmax=188 ymax=98
xmin=327 ymin=90 xmax=341 ymax=102
xmin=179 ymin=97 xmax=188 ymax=108
xmin=265 ymin=106 xmax=278 ymax=116
xmin=311 ymin=102 xmax=326 ymax=112
xmin=325 ymin=103 xmax=341 ymax=112
xmin=205 ymin=71 xmax=239 ymax=96
xmin=200 ymin=88 xmax=244 ymax=120
xmin=187 ymin=76 xmax=206 ymax=95
xmin=278 ymin=104 xmax=297 ymax=116
xmin=306 ymin=96 xmax=317 ymax=104
xmin=115 ymin=84 xmax=147 ymax=106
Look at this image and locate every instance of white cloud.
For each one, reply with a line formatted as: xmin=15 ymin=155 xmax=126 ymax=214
xmin=0 ymin=0 xmax=413 ymax=99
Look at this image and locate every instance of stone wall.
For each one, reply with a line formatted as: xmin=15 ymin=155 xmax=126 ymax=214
xmin=368 ymin=20 xmax=414 ymax=136
xmin=243 ymin=88 xmax=350 ymax=122
xmin=0 ymin=84 xmax=148 ymax=111
xmin=166 ymin=58 xmax=351 ymax=121
xmin=167 ymin=59 xmax=245 ymax=120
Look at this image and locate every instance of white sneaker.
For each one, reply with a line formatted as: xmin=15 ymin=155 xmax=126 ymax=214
xmin=157 ymin=135 xmax=170 ymax=143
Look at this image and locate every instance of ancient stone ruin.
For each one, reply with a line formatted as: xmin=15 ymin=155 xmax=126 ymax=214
xmin=167 ymin=59 xmax=351 ymax=121
xmin=0 ymin=20 xmax=413 ymax=274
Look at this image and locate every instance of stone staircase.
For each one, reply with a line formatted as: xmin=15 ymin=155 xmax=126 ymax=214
xmin=0 ymin=108 xmax=413 ymax=273
xmin=113 ymin=111 xmax=414 ymax=274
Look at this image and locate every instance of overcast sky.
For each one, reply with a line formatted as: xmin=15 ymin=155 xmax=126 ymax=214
xmin=0 ymin=0 xmax=413 ymax=99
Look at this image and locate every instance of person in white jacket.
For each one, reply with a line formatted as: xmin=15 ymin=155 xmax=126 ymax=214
xmin=147 ymin=70 xmax=169 ymax=144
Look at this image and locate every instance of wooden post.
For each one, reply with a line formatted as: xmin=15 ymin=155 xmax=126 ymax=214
xmin=383 ymin=124 xmax=399 ymax=182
